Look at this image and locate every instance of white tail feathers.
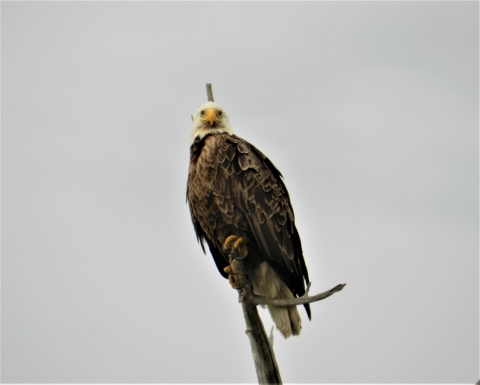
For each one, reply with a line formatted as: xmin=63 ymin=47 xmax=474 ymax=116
xmin=251 ymin=262 xmax=302 ymax=339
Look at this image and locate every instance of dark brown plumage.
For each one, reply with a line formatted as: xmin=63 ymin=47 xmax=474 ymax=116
xmin=186 ymin=102 xmax=310 ymax=338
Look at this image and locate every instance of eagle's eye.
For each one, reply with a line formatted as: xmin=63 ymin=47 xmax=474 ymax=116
xmin=218 ymin=111 xmax=222 ymax=116
xmin=200 ymin=110 xmax=205 ymax=116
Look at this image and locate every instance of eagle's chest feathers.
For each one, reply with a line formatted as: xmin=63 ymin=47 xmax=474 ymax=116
xmin=189 ymin=134 xmax=240 ymax=236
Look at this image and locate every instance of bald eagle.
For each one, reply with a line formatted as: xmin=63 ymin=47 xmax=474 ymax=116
xmin=187 ymin=101 xmax=311 ymax=338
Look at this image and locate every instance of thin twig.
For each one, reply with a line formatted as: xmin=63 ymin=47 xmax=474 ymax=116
xmin=252 ymin=284 xmax=346 ymax=307
xmin=268 ymin=326 xmax=275 ymax=347
xmin=206 ymin=83 xmax=214 ymax=102
xmin=303 ymin=282 xmax=312 ymax=297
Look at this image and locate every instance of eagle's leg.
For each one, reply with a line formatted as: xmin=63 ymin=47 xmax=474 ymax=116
xmin=223 ymin=235 xmax=248 ymax=289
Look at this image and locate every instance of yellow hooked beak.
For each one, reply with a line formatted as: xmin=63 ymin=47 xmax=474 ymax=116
xmin=202 ymin=108 xmax=220 ymax=126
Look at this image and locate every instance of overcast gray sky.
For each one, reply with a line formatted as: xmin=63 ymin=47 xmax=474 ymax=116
xmin=2 ymin=1 xmax=478 ymax=383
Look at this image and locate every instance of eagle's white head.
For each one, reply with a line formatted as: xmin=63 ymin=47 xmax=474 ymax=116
xmin=191 ymin=101 xmax=234 ymax=143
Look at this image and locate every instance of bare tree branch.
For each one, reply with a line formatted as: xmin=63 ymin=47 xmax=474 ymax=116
xmin=206 ymin=83 xmax=214 ymax=102
xmin=225 ymin=250 xmax=345 ymax=385
xmin=228 ymin=255 xmax=282 ymax=385
xmin=252 ymin=284 xmax=346 ymax=307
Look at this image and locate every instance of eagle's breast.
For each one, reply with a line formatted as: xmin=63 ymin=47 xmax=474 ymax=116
xmin=187 ymin=134 xmax=248 ymax=252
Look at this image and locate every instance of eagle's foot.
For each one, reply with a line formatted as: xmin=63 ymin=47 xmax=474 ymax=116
xmin=224 ymin=266 xmax=245 ymax=289
xmin=223 ymin=235 xmax=248 ymax=289
xmin=223 ymin=235 xmax=248 ymax=260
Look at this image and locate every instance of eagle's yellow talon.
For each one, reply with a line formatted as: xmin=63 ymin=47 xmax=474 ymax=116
xmin=223 ymin=235 xmax=248 ymax=260
xmin=233 ymin=237 xmax=244 ymax=250
xmin=223 ymin=235 xmax=238 ymax=252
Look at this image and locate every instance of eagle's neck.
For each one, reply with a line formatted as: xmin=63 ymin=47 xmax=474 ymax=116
xmin=190 ymin=126 xmax=234 ymax=144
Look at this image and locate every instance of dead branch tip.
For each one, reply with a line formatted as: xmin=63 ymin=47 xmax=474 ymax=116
xmin=206 ymin=83 xmax=214 ymax=102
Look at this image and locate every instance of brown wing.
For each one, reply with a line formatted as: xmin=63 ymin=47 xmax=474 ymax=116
xmin=230 ymin=136 xmax=310 ymax=299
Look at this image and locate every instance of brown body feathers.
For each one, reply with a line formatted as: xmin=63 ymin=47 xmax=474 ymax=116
xmin=187 ymin=132 xmax=311 ymax=336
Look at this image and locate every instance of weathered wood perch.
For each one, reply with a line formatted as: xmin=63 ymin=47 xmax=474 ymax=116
xmin=205 ymin=84 xmax=346 ymax=385
xmin=228 ymin=255 xmax=283 ymax=384
xmin=227 ymin=251 xmax=345 ymax=385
